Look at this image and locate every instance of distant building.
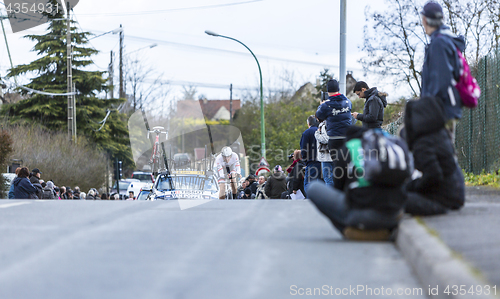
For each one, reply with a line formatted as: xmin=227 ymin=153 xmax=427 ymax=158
xmin=176 ymin=99 xmax=241 ymax=121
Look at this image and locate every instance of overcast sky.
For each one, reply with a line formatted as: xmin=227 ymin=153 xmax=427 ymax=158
xmin=0 ymin=0 xmax=405 ymax=105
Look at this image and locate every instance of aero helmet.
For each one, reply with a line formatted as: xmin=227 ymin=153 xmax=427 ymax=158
xmin=221 ymin=146 xmax=233 ymax=157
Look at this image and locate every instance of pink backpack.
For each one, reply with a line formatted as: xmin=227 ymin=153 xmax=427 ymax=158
xmin=455 ymin=48 xmax=480 ymax=108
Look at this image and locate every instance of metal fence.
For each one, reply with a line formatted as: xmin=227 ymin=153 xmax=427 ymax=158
xmin=456 ymin=51 xmax=500 ymax=174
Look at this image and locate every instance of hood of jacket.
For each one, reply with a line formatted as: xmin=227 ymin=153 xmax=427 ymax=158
xmin=272 ymin=172 xmax=286 ymax=181
xmin=364 ymin=87 xmax=388 ymax=108
xmin=404 ymin=96 xmax=446 ymax=149
xmin=432 ymin=25 xmax=466 ymax=52
xmin=13 ymin=177 xmax=23 ymax=187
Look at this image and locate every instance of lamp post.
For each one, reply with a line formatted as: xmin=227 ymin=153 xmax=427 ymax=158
xmin=127 ymin=43 xmax=158 ymax=55
xmin=205 ymin=30 xmax=266 ymax=159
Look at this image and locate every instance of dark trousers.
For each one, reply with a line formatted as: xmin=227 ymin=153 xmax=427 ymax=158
xmin=307 ymin=182 xmax=401 ymax=235
xmin=405 ymin=192 xmax=448 ymax=216
xmin=304 ymin=162 xmax=322 ymax=197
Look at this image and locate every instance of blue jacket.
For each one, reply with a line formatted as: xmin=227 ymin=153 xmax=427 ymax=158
xmin=316 ymin=94 xmax=352 ymax=137
xmin=421 ymin=25 xmax=466 ymax=120
xmin=8 ymin=182 xmax=15 ymax=199
xmin=300 ymin=126 xmax=318 ymax=165
xmin=13 ymin=177 xmax=37 ymax=199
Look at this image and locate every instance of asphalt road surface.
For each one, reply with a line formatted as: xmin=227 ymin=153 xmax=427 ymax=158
xmin=0 ymin=199 xmax=426 ymax=299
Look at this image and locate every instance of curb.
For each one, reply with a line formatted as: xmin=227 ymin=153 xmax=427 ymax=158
xmin=396 ymin=218 xmax=496 ymax=299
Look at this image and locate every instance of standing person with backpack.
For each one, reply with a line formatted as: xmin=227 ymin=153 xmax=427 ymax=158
xmin=351 ymin=81 xmax=388 ymax=129
xmin=420 ymin=1 xmax=466 ymax=143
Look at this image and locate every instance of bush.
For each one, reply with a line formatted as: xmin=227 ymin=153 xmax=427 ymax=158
xmin=0 ymin=130 xmax=13 ymax=198
xmin=463 ymin=169 xmax=500 ymax=188
xmin=5 ymin=124 xmax=107 ymax=192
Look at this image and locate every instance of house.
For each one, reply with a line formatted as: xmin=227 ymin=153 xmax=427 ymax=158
xmin=176 ymin=99 xmax=241 ymax=121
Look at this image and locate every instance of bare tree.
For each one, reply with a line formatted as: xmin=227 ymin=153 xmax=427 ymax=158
xmin=124 ymin=55 xmax=170 ymax=113
xmin=361 ymin=0 xmax=500 ymax=96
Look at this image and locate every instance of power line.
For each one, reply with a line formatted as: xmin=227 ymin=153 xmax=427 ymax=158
xmin=76 ymin=0 xmax=263 ymax=17
xmin=90 ymin=31 xmax=345 ymax=69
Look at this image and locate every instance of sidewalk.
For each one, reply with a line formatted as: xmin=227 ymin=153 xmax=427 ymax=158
xmin=397 ymin=187 xmax=500 ymax=298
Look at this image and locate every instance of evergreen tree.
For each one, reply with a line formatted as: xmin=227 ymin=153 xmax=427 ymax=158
xmin=0 ymin=2 xmax=133 ymax=167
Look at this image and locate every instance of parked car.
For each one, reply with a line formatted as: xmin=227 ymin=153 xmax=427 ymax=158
xmin=127 ymin=181 xmax=152 ymax=199
xmin=173 ymin=153 xmax=191 ymax=169
xmin=110 ymin=179 xmax=139 ymax=199
xmin=136 ymin=187 xmax=152 ymax=201
xmin=131 ymin=171 xmax=154 ymax=183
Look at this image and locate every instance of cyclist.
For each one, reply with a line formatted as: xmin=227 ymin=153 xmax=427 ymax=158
xmin=215 ymin=146 xmax=241 ymax=199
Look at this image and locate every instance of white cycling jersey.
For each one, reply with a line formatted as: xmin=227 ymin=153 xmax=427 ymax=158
xmin=215 ymin=152 xmax=241 ymax=183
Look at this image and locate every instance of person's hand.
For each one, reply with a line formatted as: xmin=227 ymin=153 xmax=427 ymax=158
xmin=351 ymin=112 xmax=358 ymax=119
xmin=293 ymin=190 xmax=297 ymax=194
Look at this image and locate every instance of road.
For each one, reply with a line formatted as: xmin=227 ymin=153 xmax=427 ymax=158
xmin=0 ymin=199 xmax=426 ymax=299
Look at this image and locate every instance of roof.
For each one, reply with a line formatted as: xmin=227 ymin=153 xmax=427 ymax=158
xmin=176 ymin=99 xmax=241 ymax=120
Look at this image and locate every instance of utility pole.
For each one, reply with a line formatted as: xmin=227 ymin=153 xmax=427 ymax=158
xmin=339 ymin=0 xmax=347 ymax=95
xmin=66 ymin=2 xmax=74 ymax=142
xmin=229 ymin=84 xmax=233 ymax=125
xmin=119 ymin=24 xmax=124 ymax=99
xmin=108 ymin=51 xmax=114 ymax=99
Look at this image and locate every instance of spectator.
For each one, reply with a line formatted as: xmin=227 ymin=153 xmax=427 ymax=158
xmin=74 ymin=186 xmax=81 ymax=199
xmin=79 ymin=191 xmax=86 ymax=200
xmin=67 ymin=189 xmax=74 ymax=199
xmin=127 ymin=191 xmax=135 ymax=200
xmin=13 ymin=167 xmax=38 ymax=199
xmin=308 ymin=126 xmax=408 ymax=241
xmin=8 ymin=167 xmax=21 ymax=199
xmin=29 ymin=168 xmax=43 ymax=199
xmin=247 ymin=175 xmax=258 ymax=195
xmin=300 ymin=115 xmax=322 ymax=196
xmin=255 ymin=176 xmax=268 ymax=199
xmin=101 ymin=193 xmax=108 ymax=200
xmin=352 ymin=81 xmax=388 ymax=129
xmin=237 ymin=179 xmax=248 ymax=199
xmin=265 ymin=165 xmax=287 ymax=199
xmin=241 ymin=188 xmax=254 ymax=199
xmin=41 ymin=181 xmax=55 ymax=199
xmin=403 ymin=96 xmax=464 ymax=215
xmin=288 ymin=149 xmax=305 ymax=197
xmin=316 ymin=79 xmax=353 ymax=154
xmin=87 ymin=189 xmax=97 ymax=200
xmin=60 ymin=186 xmax=68 ymax=199
xmin=113 ymin=194 xmax=119 ymax=200
xmin=420 ymin=1 xmax=465 ymax=143
xmin=315 ymin=120 xmax=334 ymax=188
xmin=54 ymin=187 xmax=60 ymax=199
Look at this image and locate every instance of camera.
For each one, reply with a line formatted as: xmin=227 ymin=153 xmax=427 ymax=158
xmin=321 ymin=91 xmax=329 ymax=102
xmin=288 ymin=153 xmax=294 ymax=160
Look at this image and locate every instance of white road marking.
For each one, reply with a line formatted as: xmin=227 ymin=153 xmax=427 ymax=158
xmin=0 ymin=202 xmax=31 ymax=209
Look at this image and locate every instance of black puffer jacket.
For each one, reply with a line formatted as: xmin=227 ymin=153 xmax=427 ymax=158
xmin=404 ymin=96 xmax=465 ymax=209
xmin=357 ymin=87 xmax=388 ymax=129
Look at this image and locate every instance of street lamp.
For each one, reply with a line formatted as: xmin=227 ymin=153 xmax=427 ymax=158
xmin=127 ymin=43 xmax=158 ymax=55
xmin=205 ymin=30 xmax=266 ymax=159
xmin=88 ymin=27 xmax=123 ymax=41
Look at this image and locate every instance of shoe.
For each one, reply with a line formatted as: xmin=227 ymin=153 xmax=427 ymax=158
xmin=343 ymin=227 xmax=392 ymax=241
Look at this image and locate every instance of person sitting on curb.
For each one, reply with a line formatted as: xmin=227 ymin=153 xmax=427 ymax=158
xmin=403 ymin=96 xmax=465 ymax=215
xmin=308 ymin=126 xmax=410 ymax=241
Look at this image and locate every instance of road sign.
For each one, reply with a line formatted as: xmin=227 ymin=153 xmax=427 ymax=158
xmin=255 ymin=166 xmax=270 ymax=176
xmin=259 ymin=157 xmax=269 ymax=167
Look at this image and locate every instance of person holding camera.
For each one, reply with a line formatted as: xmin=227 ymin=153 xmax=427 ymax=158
xmin=352 ymin=81 xmax=388 ymax=129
